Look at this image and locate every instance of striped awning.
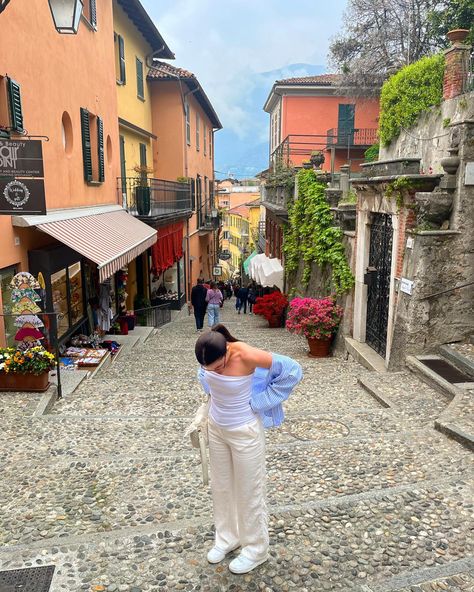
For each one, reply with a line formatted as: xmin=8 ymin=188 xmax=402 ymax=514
xmin=36 ymin=209 xmax=157 ymax=282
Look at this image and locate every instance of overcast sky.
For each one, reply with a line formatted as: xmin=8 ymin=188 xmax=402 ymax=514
xmin=142 ymin=0 xmax=348 ymax=138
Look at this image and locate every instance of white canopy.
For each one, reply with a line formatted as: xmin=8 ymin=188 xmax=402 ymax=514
xmin=248 ymin=254 xmax=284 ymax=290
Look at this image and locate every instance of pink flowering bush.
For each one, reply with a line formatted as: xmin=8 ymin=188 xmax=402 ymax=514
xmin=286 ymin=297 xmax=343 ymax=340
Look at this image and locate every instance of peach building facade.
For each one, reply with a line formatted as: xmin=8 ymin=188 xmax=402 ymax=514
xmin=264 ymin=74 xmax=380 ymax=172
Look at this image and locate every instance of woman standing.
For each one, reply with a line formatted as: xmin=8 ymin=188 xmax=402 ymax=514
xmin=205 ymin=281 xmax=223 ymax=327
xmin=195 ymin=325 xmax=303 ymax=574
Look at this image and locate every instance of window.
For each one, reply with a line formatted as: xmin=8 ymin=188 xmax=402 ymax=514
xmin=338 ymin=104 xmax=355 ymax=145
xmin=51 ymin=264 xmax=85 ymax=338
xmin=136 ymin=57 xmax=144 ymax=99
xmin=209 ymin=130 xmax=212 ymax=160
xmin=115 ymin=33 xmax=126 ymax=84
xmin=139 ymin=142 xmax=147 ymax=180
xmin=82 ymin=0 xmax=97 ymax=27
xmin=203 ymin=124 xmax=207 ymax=156
xmin=80 ymin=107 xmax=105 ymax=183
xmin=196 ymin=113 xmax=200 ymax=151
xmin=0 ymin=76 xmax=24 ymax=135
xmin=185 ymin=102 xmax=191 ymax=145
xmin=223 ymin=231 xmax=229 ymax=239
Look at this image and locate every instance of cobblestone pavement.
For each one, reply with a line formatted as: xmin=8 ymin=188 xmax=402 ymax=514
xmin=0 ymin=307 xmax=473 ymax=591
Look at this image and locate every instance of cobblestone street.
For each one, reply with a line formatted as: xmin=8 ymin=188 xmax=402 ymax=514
xmin=0 ymin=307 xmax=473 ymax=592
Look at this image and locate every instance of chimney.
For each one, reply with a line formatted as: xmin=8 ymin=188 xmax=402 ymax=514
xmin=443 ymin=29 xmax=471 ymax=100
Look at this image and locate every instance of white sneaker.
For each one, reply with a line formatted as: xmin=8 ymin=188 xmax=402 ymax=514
xmin=207 ymin=545 xmax=239 ymax=564
xmin=228 ymin=554 xmax=268 ymax=574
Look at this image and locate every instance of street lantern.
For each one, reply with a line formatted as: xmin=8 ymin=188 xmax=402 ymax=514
xmin=48 ymin=0 xmax=83 ymax=34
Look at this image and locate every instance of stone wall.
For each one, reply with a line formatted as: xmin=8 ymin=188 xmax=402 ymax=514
xmin=380 ymin=91 xmax=474 ymax=173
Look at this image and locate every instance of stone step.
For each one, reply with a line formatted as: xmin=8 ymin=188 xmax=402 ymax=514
xmin=0 ymin=479 xmax=471 ymax=591
xmin=406 ymin=355 xmax=460 ymax=399
xmin=1 ymin=429 xmax=470 ymax=547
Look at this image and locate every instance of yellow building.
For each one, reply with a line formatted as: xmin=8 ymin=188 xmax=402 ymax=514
xmin=112 ymin=0 xmax=174 ymax=307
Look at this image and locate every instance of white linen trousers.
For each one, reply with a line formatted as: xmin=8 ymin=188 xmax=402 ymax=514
xmin=208 ymin=416 xmax=269 ymax=561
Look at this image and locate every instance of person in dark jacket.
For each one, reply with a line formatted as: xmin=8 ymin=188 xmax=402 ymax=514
xmin=191 ymin=278 xmax=208 ymax=332
xmin=236 ymin=285 xmax=249 ymax=314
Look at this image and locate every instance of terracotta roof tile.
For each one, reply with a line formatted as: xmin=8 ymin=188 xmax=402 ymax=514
xmin=276 ymin=73 xmax=340 ymax=86
xmin=148 ymin=61 xmax=195 ymax=80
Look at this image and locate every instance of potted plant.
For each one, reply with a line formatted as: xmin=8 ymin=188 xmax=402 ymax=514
xmin=310 ymin=151 xmax=325 ymax=168
xmin=133 ymin=165 xmax=154 ymax=216
xmin=0 ymin=345 xmax=56 ymax=392
xmin=253 ymin=292 xmax=289 ymax=328
xmin=286 ymin=297 xmax=343 ymax=357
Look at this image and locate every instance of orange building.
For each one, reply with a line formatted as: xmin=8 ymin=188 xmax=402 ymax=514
xmin=0 ymin=1 xmax=157 ymax=346
xmin=148 ymin=61 xmax=222 ymax=295
xmin=264 ymin=74 xmax=380 ymax=172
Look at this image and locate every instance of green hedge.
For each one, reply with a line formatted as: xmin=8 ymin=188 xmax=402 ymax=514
xmin=379 ymin=54 xmax=445 ymax=146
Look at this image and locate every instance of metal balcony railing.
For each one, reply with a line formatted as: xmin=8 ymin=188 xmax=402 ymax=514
xmin=326 ymin=128 xmax=378 ymax=147
xmin=197 ymin=202 xmax=220 ymax=232
xmin=118 ymin=177 xmax=192 ymax=219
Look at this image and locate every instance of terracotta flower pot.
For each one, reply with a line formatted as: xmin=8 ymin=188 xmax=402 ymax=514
xmin=268 ymin=315 xmax=282 ymax=328
xmin=307 ymin=337 xmax=331 ymax=357
xmin=0 ymin=371 xmax=50 ymax=392
xmin=446 ymin=29 xmax=470 ymax=43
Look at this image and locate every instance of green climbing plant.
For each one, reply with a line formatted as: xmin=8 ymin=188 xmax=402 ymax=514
xmin=379 ymin=54 xmax=445 ymax=146
xmin=283 ymin=169 xmax=354 ymax=294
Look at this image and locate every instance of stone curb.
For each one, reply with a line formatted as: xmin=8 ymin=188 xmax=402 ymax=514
xmin=32 ymin=385 xmax=58 ymax=417
xmin=358 ymin=377 xmax=394 ymax=408
xmin=406 ymin=355 xmax=459 ymax=399
xmin=368 ymin=556 xmax=474 ymax=591
xmin=434 ymin=390 xmax=474 ymax=451
xmin=439 ymin=344 xmax=474 ymax=379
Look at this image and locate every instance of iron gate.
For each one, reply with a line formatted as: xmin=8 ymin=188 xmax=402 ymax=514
xmin=365 ymin=213 xmax=393 ymax=357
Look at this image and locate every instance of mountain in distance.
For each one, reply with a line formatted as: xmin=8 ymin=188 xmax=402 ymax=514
xmin=215 ymin=63 xmax=326 ymax=180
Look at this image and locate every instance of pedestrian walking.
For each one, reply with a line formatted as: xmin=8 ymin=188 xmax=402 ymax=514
xmin=233 ymin=284 xmax=241 ymax=312
xmin=247 ymin=285 xmax=256 ymax=314
xmin=226 ymin=283 xmax=233 ymax=300
xmin=236 ymin=285 xmax=248 ymax=314
xmin=190 ymin=278 xmax=208 ymax=332
xmin=206 ymin=281 xmax=223 ymax=327
xmin=195 ymin=324 xmax=303 ymax=574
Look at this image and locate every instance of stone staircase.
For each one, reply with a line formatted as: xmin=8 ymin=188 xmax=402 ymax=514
xmin=0 ymin=309 xmax=472 ymax=591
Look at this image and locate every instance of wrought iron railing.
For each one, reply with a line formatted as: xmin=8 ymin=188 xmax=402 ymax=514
xmin=134 ymin=303 xmax=172 ymax=328
xmin=326 ymin=128 xmax=378 ymax=147
xmin=118 ymin=177 xmax=192 ymax=219
xmin=257 ymin=220 xmax=266 ymax=253
xmin=197 ymin=201 xmax=220 ymax=231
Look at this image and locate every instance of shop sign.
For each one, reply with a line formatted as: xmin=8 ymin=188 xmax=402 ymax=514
xmin=0 ymin=178 xmax=46 ymax=215
xmin=213 ymin=265 xmax=223 ymax=277
xmin=219 ymin=251 xmax=231 ymax=260
xmin=400 ymin=278 xmax=414 ymax=295
xmin=0 ymin=139 xmax=44 ymax=178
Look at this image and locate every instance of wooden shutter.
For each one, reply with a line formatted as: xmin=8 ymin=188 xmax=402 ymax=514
xmin=80 ymin=108 xmax=93 ymax=182
xmin=136 ymin=58 xmax=144 ymax=98
xmin=89 ymin=0 xmax=97 ymax=26
xmin=190 ymin=178 xmax=196 ymax=211
xmin=97 ymin=116 xmax=105 ymax=182
xmin=337 ymin=104 xmax=355 ymax=145
xmin=118 ymin=35 xmax=126 ymax=83
xmin=139 ymin=142 xmax=147 ymax=167
xmin=7 ymin=78 xmax=23 ymax=132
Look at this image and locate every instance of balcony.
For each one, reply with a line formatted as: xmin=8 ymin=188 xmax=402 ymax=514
xmin=118 ymin=177 xmax=192 ymax=224
xmin=326 ymin=128 xmax=378 ymax=148
xmin=197 ymin=203 xmax=220 ymax=234
xmin=257 ymin=220 xmax=266 ymax=254
xmin=261 ymin=185 xmax=290 ymax=220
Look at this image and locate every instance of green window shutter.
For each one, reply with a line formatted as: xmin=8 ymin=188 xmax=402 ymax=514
xmin=338 ymin=104 xmax=355 ymax=145
xmin=139 ymin=142 xmax=147 ymax=167
xmin=136 ymin=57 xmax=144 ymax=98
xmin=118 ymin=35 xmax=126 ymax=83
xmin=7 ymin=77 xmax=24 ymax=133
xmin=119 ymin=135 xmax=126 ymax=182
xmin=80 ymin=108 xmax=93 ymax=182
xmin=97 ymin=116 xmax=105 ymax=183
xmin=89 ymin=0 xmax=97 ymax=26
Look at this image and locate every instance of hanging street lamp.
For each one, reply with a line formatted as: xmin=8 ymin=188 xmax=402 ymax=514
xmin=48 ymin=0 xmax=83 ymax=34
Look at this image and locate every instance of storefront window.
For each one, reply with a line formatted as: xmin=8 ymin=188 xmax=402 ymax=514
xmin=0 ymin=266 xmax=17 ymax=346
xmin=68 ymin=262 xmax=83 ymax=326
xmin=51 ymin=268 xmax=69 ymax=337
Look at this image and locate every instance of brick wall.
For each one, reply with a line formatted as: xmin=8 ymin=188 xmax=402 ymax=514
xmin=443 ymin=36 xmax=470 ymax=100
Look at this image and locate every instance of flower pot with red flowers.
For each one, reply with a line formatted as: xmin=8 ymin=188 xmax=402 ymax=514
xmin=253 ymin=292 xmax=289 ymax=328
xmin=286 ymin=297 xmax=343 ymax=357
xmin=0 ymin=346 xmax=56 ymax=392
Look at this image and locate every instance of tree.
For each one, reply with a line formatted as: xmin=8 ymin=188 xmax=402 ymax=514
xmin=329 ymin=0 xmax=461 ymax=79
xmin=428 ymin=0 xmax=474 ymax=47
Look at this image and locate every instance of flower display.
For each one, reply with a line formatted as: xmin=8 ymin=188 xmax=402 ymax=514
xmin=0 ymin=346 xmax=56 ymax=375
xmin=286 ymin=297 xmax=343 ymax=340
xmin=253 ymin=292 xmax=289 ymax=322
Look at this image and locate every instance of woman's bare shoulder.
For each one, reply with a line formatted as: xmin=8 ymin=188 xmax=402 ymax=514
xmin=235 ymin=342 xmax=272 ymax=369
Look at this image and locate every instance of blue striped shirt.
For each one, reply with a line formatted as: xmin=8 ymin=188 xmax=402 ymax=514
xmin=197 ymin=353 xmax=303 ymax=428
